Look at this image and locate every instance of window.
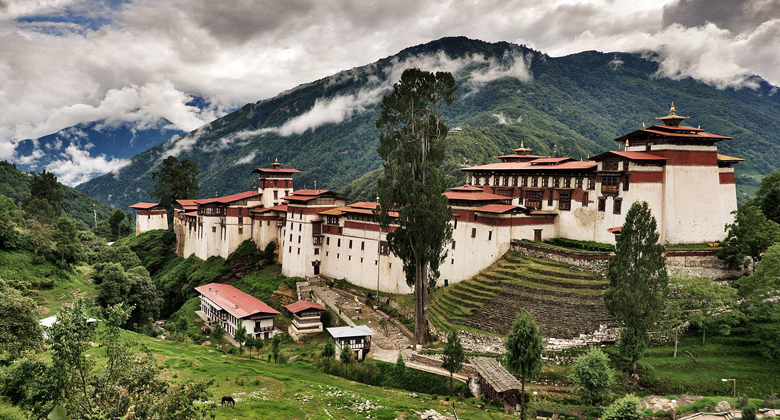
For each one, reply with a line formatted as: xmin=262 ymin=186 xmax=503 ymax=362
xmin=553 ymin=177 xmax=560 ymax=188
xmin=493 ymin=176 xmax=499 ymax=186
xmin=542 ymin=176 xmax=548 ymax=187
xmin=289 ymin=234 xmax=293 ymax=241
xmin=212 ymin=226 xmax=216 ymax=233
xmin=238 ymin=227 xmax=243 ymax=234
xmin=547 ymin=190 xmax=553 ymax=207
xmin=348 ymin=256 xmax=351 ymax=261
xmin=454 ymin=219 xmax=458 ymax=229
xmin=273 ymin=190 xmax=278 ymax=200
xmin=532 ymin=177 xmax=538 ymax=187
xmin=349 ymin=240 xmax=353 ymax=249
xmin=582 ymin=192 xmax=589 ymax=207
xmin=598 ymin=197 xmax=606 ymax=212
xmin=289 ymin=246 xmax=292 ymax=253
xmin=452 ymin=241 xmax=456 ymax=250
xmin=525 ymin=191 xmax=542 ymax=210
xmin=603 ymin=161 xmax=619 ymax=171
xmin=623 ymin=176 xmax=630 ymax=191
xmin=379 ymin=241 xmax=390 ymax=255
xmin=360 ymin=258 xmax=363 ymax=263
xmin=297 ymin=248 xmax=300 ymax=255
xmin=522 ymin=176 xmax=528 ymax=187
xmin=601 ymin=176 xmax=619 ymax=196
xmin=502 ymin=176 xmax=508 ymax=186
xmin=336 ymin=238 xmax=341 ymax=247
xmin=488 ymin=231 xmax=493 ymax=241
xmin=588 ymin=177 xmax=596 ymax=190
xmin=337 ymin=253 xmax=339 ymax=259
xmin=512 ymin=176 xmax=518 ymax=187
xmin=622 ymin=161 xmax=629 ymax=171
xmin=471 ymin=228 xmax=477 ymax=238
xmin=613 ymin=199 xmax=622 ymax=214
xmin=327 ymin=216 xmax=338 ymax=225
xmin=299 ymin=223 xmax=302 ymax=231
xmin=314 ymin=248 xmax=319 ymax=255
xmin=298 ymin=236 xmax=301 ymax=243
xmin=452 ymin=259 xmax=454 ymax=265
xmin=238 ymin=208 xmax=243 ymax=216
xmin=474 ymin=177 xmax=480 ymax=186
xmin=575 ymin=177 xmax=583 ymax=189
xmin=564 ymin=177 xmax=571 ymax=188
xmin=559 ymin=190 xmax=571 ymax=211
xmin=326 ymin=237 xmax=330 ymax=245
xmin=361 ymin=241 xmax=365 ymax=251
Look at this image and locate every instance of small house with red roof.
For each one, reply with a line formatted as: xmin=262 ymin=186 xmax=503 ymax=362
xmin=195 ymin=283 xmax=280 ymax=340
xmin=129 ymin=202 xmax=168 ymax=234
xmin=285 ymin=300 xmax=327 ymax=339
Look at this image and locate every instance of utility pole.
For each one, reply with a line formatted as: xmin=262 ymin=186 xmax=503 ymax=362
xmin=722 ymin=378 xmax=736 ymax=419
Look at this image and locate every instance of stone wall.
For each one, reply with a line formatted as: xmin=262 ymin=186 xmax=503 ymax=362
xmin=665 ymin=250 xmax=745 ymax=280
xmin=409 ymin=353 xmax=478 ymax=376
xmin=511 ymin=240 xmax=611 ymax=276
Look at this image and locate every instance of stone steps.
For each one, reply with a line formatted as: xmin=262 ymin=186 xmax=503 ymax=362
xmin=491 ymin=269 xmax=607 ymax=291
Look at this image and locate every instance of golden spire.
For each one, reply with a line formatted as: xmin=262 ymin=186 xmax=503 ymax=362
xmin=669 ymin=101 xmax=677 ymax=115
xmin=314 ymin=180 xmax=317 ymax=190
xmin=272 ymin=158 xmax=281 ymax=169
xmin=625 ymin=139 xmax=629 ymax=148
xmin=656 ymin=101 xmax=690 ymax=127
xmin=513 ymin=139 xmax=532 ymax=155
xmin=376 ymin=193 xmax=380 ymax=203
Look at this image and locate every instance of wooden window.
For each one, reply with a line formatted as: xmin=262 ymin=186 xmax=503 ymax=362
xmin=588 ymin=177 xmax=596 ymax=190
xmin=502 ymin=176 xmax=508 ymax=186
xmin=598 ymin=197 xmax=606 ymax=212
xmin=613 ymin=199 xmax=622 ymax=214
xmin=488 ymin=231 xmax=493 ymax=241
xmin=212 ymin=226 xmax=216 ymax=233
xmin=525 ymin=191 xmax=542 ymax=210
xmin=474 ymin=177 xmax=481 ymax=186
xmin=601 ymin=176 xmax=619 ymax=196
xmin=559 ymin=190 xmax=571 ymax=211
xmin=361 ymin=241 xmax=365 ymax=251
xmin=238 ymin=227 xmax=243 ymax=234
xmin=603 ymin=161 xmax=619 ymax=171
xmin=327 ymin=216 xmax=338 ymax=225
xmin=314 ymin=248 xmax=319 ymax=255
xmin=379 ymin=241 xmax=390 ymax=255
xmin=542 ymin=176 xmax=548 ymax=187
xmin=547 ymin=190 xmax=553 ymax=206
xmin=622 ymin=161 xmax=629 ymax=171
xmin=522 ymin=176 xmax=528 ymax=187
xmin=623 ymin=175 xmax=630 ymax=191
xmin=471 ymin=228 xmax=477 ymax=238
xmin=582 ymin=192 xmax=589 ymax=207
xmin=273 ymin=190 xmax=278 ymax=200
xmin=564 ymin=177 xmax=571 ymax=188
xmin=452 ymin=241 xmax=456 ymax=250
xmin=575 ymin=177 xmax=583 ymax=189
xmin=349 ymin=240 xmax=353 ymax=249
xmin=553 ymin=177 xmax=560 ymax=188
xmin=532 ymin=177 xmax=538 ymax=187
xmin=512 ymin=177 xmax=518 ymax=187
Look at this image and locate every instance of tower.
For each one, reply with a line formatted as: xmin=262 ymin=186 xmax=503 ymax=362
xmin=252 ymin=158 xmax=300 ymax=208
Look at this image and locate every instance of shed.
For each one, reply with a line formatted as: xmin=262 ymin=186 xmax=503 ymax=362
xmin=471 ymin=356 xmax=523 ymax=414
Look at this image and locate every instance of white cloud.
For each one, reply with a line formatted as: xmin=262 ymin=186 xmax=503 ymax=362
xmin=493 ymin=112 xmax=509 ymax=125
xmin=45 ymin=143 xmax=130 ymax=186
xmin=233 ymin=150 xmax=257 ymax=166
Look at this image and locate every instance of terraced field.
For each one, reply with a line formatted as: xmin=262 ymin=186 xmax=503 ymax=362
xmin=429 ymin=252 xmax=613 ymax=339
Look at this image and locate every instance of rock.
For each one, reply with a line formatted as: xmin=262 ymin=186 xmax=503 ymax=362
xmin=715 ymin=401 xmax=732 ymax=412
xmin=288 ymin=355 xmax=299 ymax=363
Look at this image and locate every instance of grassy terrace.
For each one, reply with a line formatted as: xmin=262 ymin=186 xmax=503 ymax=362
xmin=429 ymin=252 xmax=611 ymax=338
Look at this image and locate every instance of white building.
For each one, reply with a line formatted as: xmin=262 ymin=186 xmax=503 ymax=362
xmin=195 ymin=283 xmax=280 ymax=340
xmin=129 ymin=202 xmax=168 ymax=234
xmin=326 ymin=325 xmax=376 ymax=362
xmin=285 ymin=300 xmax=327 ymax=340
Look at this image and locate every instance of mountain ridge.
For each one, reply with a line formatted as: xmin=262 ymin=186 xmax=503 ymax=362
xmin=77 ymin=36 xmax=780 ymax=209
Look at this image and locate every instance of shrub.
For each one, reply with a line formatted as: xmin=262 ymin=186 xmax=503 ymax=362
xmin=742 ymin=404 xmax=757 ymax=420
xmin=737 ymin=394 xmax=750 ymax=408
xmin=765 ymin=393 xmax=780 ymax=409
xmin=603 ymin=394 xmax=644 ymax=420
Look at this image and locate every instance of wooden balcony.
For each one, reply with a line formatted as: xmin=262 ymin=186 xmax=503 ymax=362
xmin=601 ymin=185 xmax=619 ymax=196
xmin=254 ymin=325 xmax=274 ymax=333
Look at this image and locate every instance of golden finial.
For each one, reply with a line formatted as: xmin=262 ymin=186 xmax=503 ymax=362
xmin=625 ymin=139 xmax=629 ymax=148
xmin=669 ymin=102 xmax=676 ymax=115
xmin=314 ymin=180 xmax=317 ymax=190
xmin=214 ymin=190 xmax=218 ymax=197
xmin=376 ymin=193 xmax=380 ymax=203
xmin=656 ymin=101 xmax=689 ymax=127
xmin=272 ymin=158 xmax=281 ymax=169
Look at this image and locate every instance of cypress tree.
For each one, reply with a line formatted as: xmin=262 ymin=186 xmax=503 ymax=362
xmin=604 ymin=201 xmax=668 ymax=376
xmin=505 ymin=310 xmax=544 ymax=420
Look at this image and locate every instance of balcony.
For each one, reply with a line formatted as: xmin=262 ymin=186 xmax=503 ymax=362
xmin=601 ymin=185 xmax=619 ymax=196
xmin=254 ymin=325 xmax=274 ymax=333
xmin=313 ymin=236 xmax=323 ymax=245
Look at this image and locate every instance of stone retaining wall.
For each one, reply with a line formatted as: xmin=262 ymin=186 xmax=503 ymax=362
xmin=665 ymin=250 xmax=745 ymax=280
xmin=409 ymin=353 xmax=478 ymax=376
xmin=511 ymin=240 xmax=611 ymax=275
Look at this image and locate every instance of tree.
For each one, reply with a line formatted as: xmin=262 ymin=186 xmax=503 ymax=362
xmin=234 ymin=325 xmax=247 ymax=353
xmin=441 ymin=330 xmax=465 ymax=395
xmin=736 ymin=244 xmax=780 ymax=359
xmin=108 ymin=209 xmax=126 ymax=242
xmin=719 ymin=205 xmax=780 ymax=272
xmin=505 ymin=310 xmax=544 ymax=420
xmin=752 ymin=170 xmax=780 ymax=224
xmin=272 ymin=334 xmax=283 ymax=363
xmin=0 ymin=286 xmax=44 ymax=361
xmin=569 ymin=347 xmax=613 ymax=406
xmin=151 ymin=156 xmax=199 ymax=225
xmin=23 ymin=170 xmax=61 ymax=223
xmin=374 ymin=68 xmax=457 ymax=347
xmin=604 ymin=201 xmax=668 ymax=376
xmin=0 ymin=195 xmax=25 ymax=250
xmin=53 ymin=217 xmax=82 ymax=265
xmin=394 ymin=352 xmax=406 ymax=386
xmin=602 ymin=394 xmax=644 ymax=420
xmin=340 ymin=342 xmax=355 ymax=364
xmin=97 ymin=263 xmax=161 ymax=329
xmin=26 ymin=218 xmax=53 ymax=263
xmin=211 ymin=323 xmax=226 ymax=347
xmin=323 ymin=338 xmax=335 ymax=361
xmin=48 ymin=300 xmax=213 ymax=419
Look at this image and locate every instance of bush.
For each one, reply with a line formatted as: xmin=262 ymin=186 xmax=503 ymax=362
xmin=0 ymin=401 xmax=26 ymax=420
xmin=551 ymin=238 xmax=615 ymax=252
xmin=742 ymin=404 xmax=757 ymax=420
xmin=765 ymin=393 xmax=780 ymax=409
xmin=602 ymin=394 xmax=644 ymax=420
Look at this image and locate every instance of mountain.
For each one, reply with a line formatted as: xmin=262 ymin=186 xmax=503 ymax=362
xmin=0 ymin=161 xmax=114 ymax=227
xmin=14 ymin=120 xmax=183 ymax=186
xmin=77 ymin=37 xmax=780 ymax=210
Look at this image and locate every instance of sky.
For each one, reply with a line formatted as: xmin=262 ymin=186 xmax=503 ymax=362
xmin=1 ymin=0 xmax=779 ymax=185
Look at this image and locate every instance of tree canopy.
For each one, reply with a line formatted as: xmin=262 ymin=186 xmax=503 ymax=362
xmin=151 ymin=156 xmax=199 ymax=224
xmin=0 ymin=286 xmax=44 ymax=361
xmin=374 ymin=68 xmax=457 ymax=346
xmin=569 ymin=347 xmax=613 ymax=406
xmin=719 ymin=205 xmax=780 ymax=271
xmin=504 ymin=310 xmax=544 ymax=420
xmin=441 ymin=330 xmax=465 ymax=395
xmin=604 ymin=201 xmax=668 ymax=376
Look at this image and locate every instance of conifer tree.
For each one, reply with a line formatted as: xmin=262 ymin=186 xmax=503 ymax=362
xmin=505 ymin=310 xmax=544 ymax=420
xmin=604 ymin=201 xmax=668 ymax=376
xmin=151 ymin=156 xmax=199 ymax=225
xmin=569 ymin=347 xmax=613 ymax=406
xmin=394 ymin=352 xmax=406 ymax=386
xmin=441 ymin=330 xmax=465 ymax=395
xmin=234 ymin=325 xmax=247 ymax=353
xmin=375 ymin=68 xmax=457 ymax=347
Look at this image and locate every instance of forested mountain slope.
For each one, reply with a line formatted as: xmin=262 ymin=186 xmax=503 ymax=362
xmin=77 ymin=37 xmax=780 ymax=209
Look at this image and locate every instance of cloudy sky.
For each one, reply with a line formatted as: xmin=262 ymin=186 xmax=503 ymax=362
xmin=1 ymin=0 xmax=779 ymax=184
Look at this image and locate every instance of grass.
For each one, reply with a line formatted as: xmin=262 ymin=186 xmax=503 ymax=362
xmin=0 ymin=250 xmax=96 ymax=317
xmin=664 ymin=243 xmax=721 ymax=251
xmin=79 ymin=328 xmax=517 ymax=420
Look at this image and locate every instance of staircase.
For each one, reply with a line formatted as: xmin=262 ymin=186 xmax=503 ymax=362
xmin=429 ymin=252 xmax=613 ymax=339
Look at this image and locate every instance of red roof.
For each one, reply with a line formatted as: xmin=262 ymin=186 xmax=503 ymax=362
xmin=182 ymin=211 xmax=197 ymax=217
xmin=450 ymin=185 xmax=484 ymax=192
xmin=251 ymin=204 xmax=288 ymax=214
xmin=252 ymin=168 xmax=301 ymax=174
xmin=195 ymin=283 xmax=280 ymax=319
xmin=285 ymin=300 xmax=326 ymax=313
xmin=463 ymin=160 xmax=597 ymax=172
xmin=717 ymin=154 xmax=745 ymax=162
xmin=349 ymin=202 xmax=380 ymax=209
xmin=496 ymin=154 xmax=547 ymax=159
xmin=530 ymin=157 xmax=574 ymax=165
xmin=608 ymin=226 xmax=623 ymax=233
xmin=617 ymin=127 xmax=732 ymax=142
xmin=195 ymin=191 xmax=261 ymax=205
xmin=444 ymin=192 xmax=510 ymax=201
xmin=129 ymin=202 xmax=161 ymax=209
xmin=649 ymin=124 xmax=705 ymax=132
xmin=474 ymin=204 xmax=526 ymax=214
xmin=175 ymin=199 xmax=198 ymax=209
xmin=591 ymin=151 xmax=667 ymax=162
xmin=283 ymin=190 xmax=348 ymax=202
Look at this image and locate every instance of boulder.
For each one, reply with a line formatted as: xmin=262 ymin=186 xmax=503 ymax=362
xmin=715 ymin=401 xmax=732 ymax=412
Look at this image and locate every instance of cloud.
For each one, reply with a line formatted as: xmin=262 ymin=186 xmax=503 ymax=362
xmin=233 ymin=150 xmax=257 ymax=166
xmin=493 ymin=112 xmax=509 ymax=125
xmin=45 ymin=143 xmax=130 ymax=186
xmin=662 ymin=0 xmax=780 ymax=33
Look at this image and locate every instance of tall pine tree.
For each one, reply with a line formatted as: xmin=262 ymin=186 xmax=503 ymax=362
xmin=604 ymin=201 xmax=668 ymax=376
xmin=375 ymin=68 xmax=456 ymax=347
xmin=505 ymin=310 xmax=544 ymax=420
xmin=151 ymin=156 xmax=199 ymax=225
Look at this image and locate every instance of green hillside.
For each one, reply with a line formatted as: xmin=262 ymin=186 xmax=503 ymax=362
xmin=77 ymin=37 xmax=780 ymax=209
xmin=0 ymin=161 xmax=113 ymax=226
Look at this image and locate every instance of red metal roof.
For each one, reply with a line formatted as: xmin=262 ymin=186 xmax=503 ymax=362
xmin=617 ymin=128 xmax=732 ymax=142
xmin=283 ymin=190 xmax=348 ymax=202
xmin=195 ymin=283 xmax=280 ymax=319
xmin=285 ymin=300 xmax=326 ymax=313
xmin=251 ymin=168 xmax=301 ymax=174
xmin=444 ymin=192 xmax=510 ymax=201
xmin=450 ymin=185 xmax=484 ymax=192
xmin=608 ymin=226 xmax=623 ymax=233
xmin=129 ymin=202 xmax=161 ymax=209
xmin=463 ymin=160 xmax=597 ymax=172
xmin=175 ymin=199 xmax=198 ymax=210
xmin=649 ymin=124 xmax=705 ymax=132
xmin=496 ymin=154 xmax=547 ymax=159
xmin=349 ymin=202 xmax=380 ymax=209
xmin=195 ymin=191 xmax=261 ymax=205
xmin=530 ymin=157 xmax=574 ymax=165
xmin=591 ymin=151 xmax=667 ymax=161
xmin=182 ymin=211 xmax=198 ymax=217
xmin=474 ymin=204 xmax=526 ymax=214
xmin=251 ymin=204 xmax=288 ymax=214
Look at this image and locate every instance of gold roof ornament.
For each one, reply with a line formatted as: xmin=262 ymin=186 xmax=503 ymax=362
xmin=376 ymin=193 xmax=380 ymax=203
xmin=656 ymin=101 xmax=690 ymax=127
xmin=314 ymin=180 xmax=317 ymax=190
xmin=272 ymin=158 xmax=281 ymax=169
xmin=513 ymin=140 xmax=533 ymax=155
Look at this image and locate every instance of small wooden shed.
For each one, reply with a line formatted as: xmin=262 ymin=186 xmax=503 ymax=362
xmin=472 ymin=356 xmax=523 ymax=414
